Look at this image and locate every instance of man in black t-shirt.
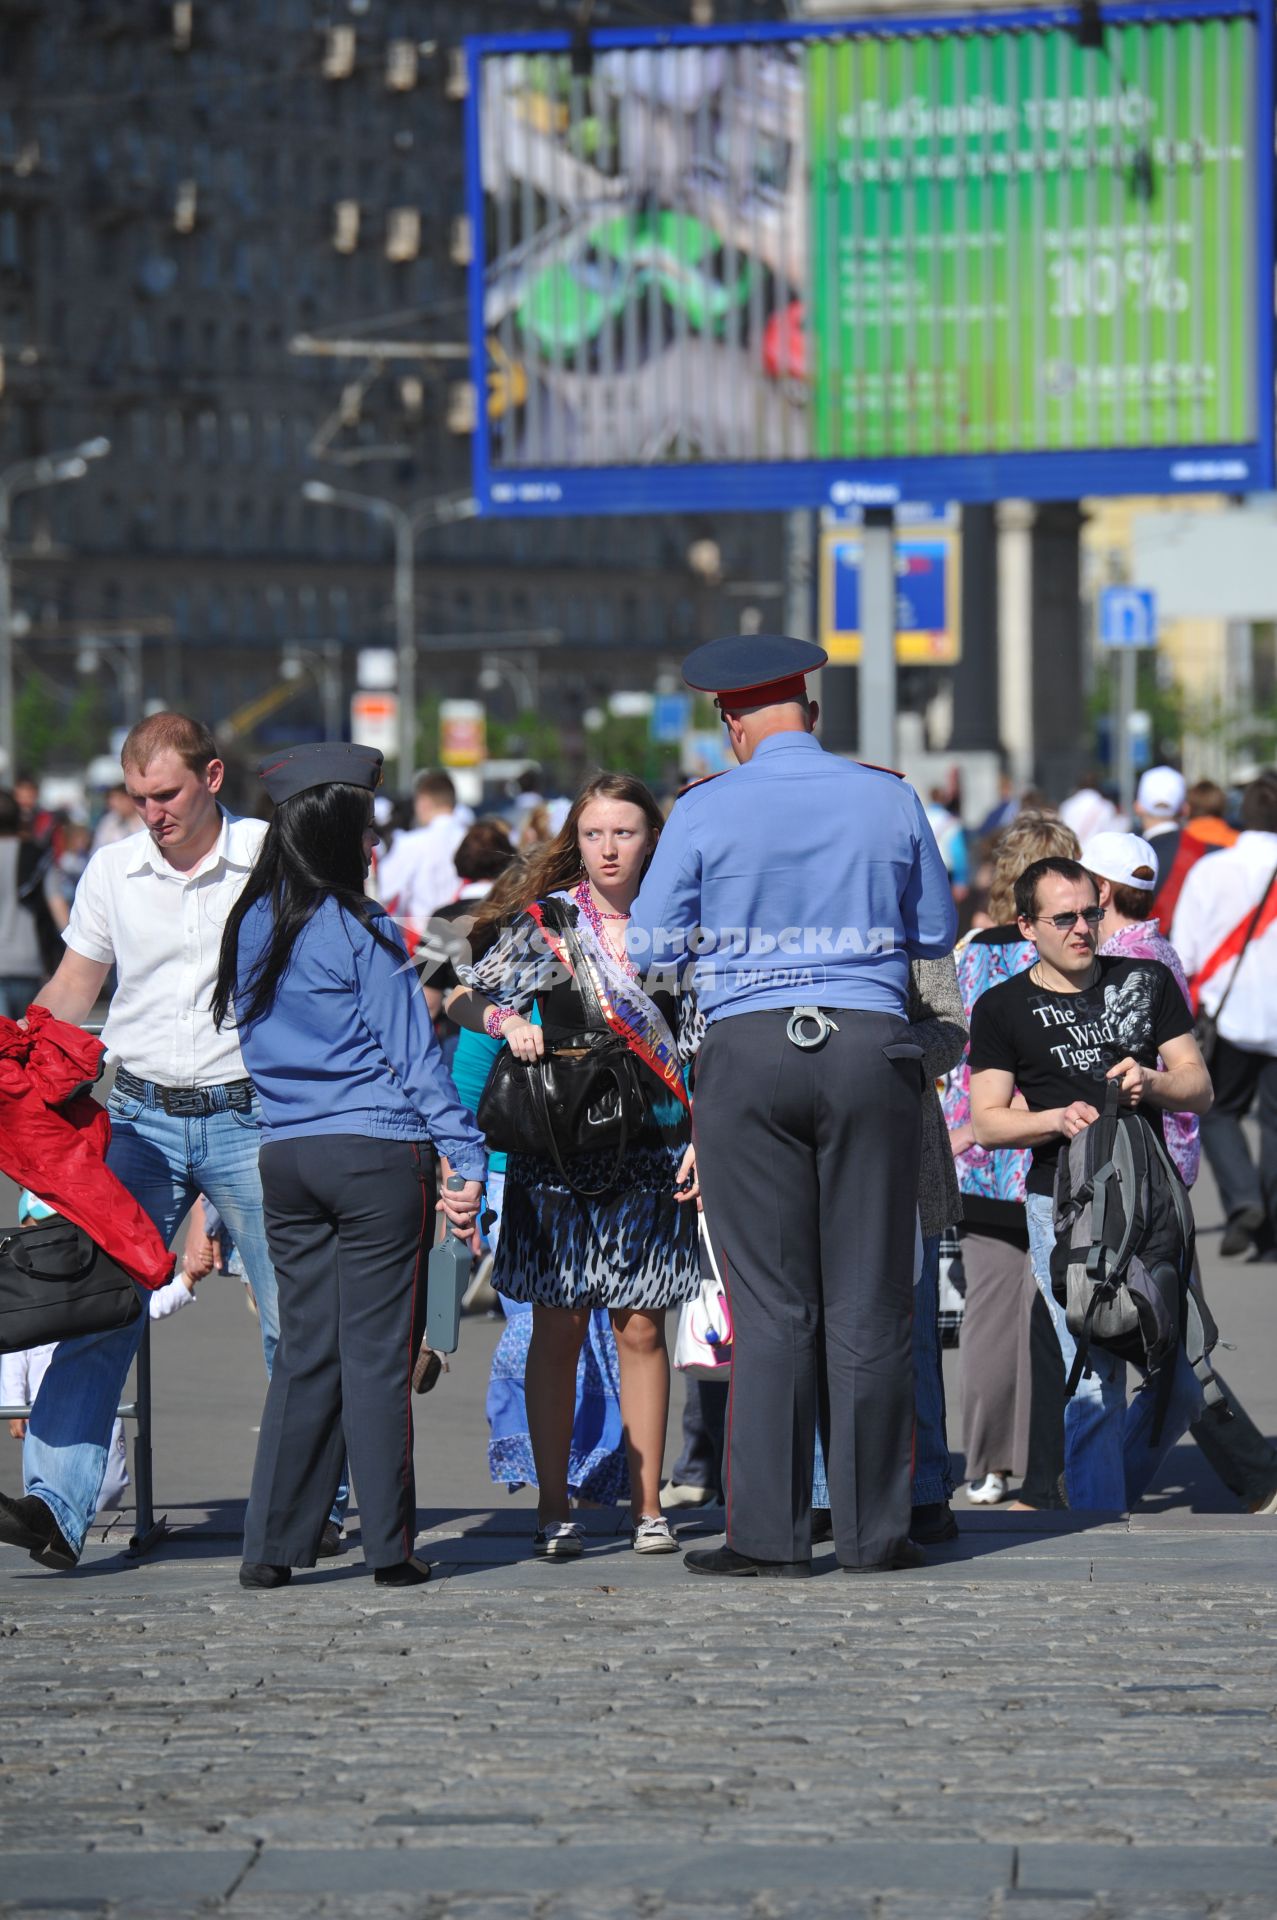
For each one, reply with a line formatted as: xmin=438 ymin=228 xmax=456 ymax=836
xmin=969 ymin=856 xmax=1213 ymax=1512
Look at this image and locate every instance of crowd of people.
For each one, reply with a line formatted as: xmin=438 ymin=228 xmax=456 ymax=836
xmin=2 ymin=647 xmax=1276 ymax=1590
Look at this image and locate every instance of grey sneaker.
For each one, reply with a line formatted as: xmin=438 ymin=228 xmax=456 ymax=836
xmin=631 ymin=1514 xmax=679 ymax=1554
xmin=533 ymin=1521 xmax=583 ymax=1559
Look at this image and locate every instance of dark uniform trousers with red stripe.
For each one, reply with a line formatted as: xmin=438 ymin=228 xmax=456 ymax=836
xmin=693 ymin=1010 xmax=922 ymax=1568
xmin=242 ymin=1135 xmax=435 ymax=1569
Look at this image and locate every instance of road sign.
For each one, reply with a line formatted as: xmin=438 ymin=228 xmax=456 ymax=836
xmin=1100 ymin=587 xmax=1158 ymax=650
xmin=465 ymin=3 xmax=1274 ymax=516
xmin=440 ymin=699 xmax=487 ymax=768
xmin=821 ymin=526 xmax=959 ymax=665
xmin=351 ymin=691 xmax=399 ymax=757
xmin=356 ymin=648 xmax=397 ymax=691
xmin=650 ymin=694 xmax=692 ymax=744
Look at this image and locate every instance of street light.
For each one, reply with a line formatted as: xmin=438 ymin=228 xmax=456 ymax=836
xmin=0 ymin=437 xmax=112 ymax=778
xmin=301 ymin=480 xmax=478 ymax=786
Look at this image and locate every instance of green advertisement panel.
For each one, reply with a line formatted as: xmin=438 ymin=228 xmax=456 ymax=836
xmin=809 ymin=16 xmax=1255 ymax=457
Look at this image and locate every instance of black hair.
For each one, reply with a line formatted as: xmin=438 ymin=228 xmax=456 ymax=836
xmin=1014 ymin=856 xmax=1097 ymax=923
xmin=213 ymin=781 xmax=399 ymax=1030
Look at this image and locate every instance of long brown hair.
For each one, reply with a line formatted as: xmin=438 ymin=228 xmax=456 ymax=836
xmin=471 ymin=772 xmax=664 ymax=939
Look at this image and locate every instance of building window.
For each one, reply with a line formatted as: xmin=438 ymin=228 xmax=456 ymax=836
xmin=129 ymin=409 xmax=154 ymax=463
xmin=0 ymin=209 xmax=19 ymax=272
xmin=197 ymin=411 xmax=219 ymax=463
xmin=165 ymin=410 xmax=186 ymax=462
xmin=230 ymin=410 xmax=253 ymax=464
xmin=165 ymin=316 xmax=186 ymax=373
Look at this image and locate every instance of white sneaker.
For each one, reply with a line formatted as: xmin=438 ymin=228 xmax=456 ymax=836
xmin=1251 ymin=1488 xmax=1277 ymax=1515
xmin=533 ymin=1521 xmax=583 ymax=1559
xmin=661 ymin=1481 xmax=717 ymax=1509
xmin=966 ymin=1473 xmax=1010 ymax=1506
xmin=631 ymin=1514 xmax=679 ymax=1554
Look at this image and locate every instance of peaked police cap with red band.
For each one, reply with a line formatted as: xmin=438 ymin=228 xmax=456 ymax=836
xmin=682 ymin=633 xmax=828 ymax=711
xmin=257 ymin=742 xmax=384 ymax=805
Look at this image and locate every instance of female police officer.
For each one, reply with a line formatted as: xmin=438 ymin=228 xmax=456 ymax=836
xmin=213 ymin=743 xmax=485 ymax=1591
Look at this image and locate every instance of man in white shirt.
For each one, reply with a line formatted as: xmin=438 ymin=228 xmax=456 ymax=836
xmin=1172 ymin=770 xmax=1277 ymax=1259
xmin=376 ymin=770 xmax=467 ymax=931
xmin=0 ymin=713 xmax=291 ymax=1572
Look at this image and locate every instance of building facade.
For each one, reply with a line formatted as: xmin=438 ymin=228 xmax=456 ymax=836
xmin=0 ymin=0 xmax=788 ymax=782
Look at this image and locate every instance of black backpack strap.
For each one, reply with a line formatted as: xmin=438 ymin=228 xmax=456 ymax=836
xmin=1065 ymin=1289 xmax=1103 ymax=1400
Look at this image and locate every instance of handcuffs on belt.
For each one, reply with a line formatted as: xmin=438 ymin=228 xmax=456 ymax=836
xmin=785 ymin=1006 xmax=840 ymax=1051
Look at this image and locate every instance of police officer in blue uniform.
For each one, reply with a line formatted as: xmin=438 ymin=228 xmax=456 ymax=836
xmin=215 ymin=742 xmax=486 ymax=1591
xmin=629 ymin=637 xmax=957 ymax=1577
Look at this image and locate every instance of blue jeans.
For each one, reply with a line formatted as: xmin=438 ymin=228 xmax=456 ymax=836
xmin=24 ymin=1087 xmax=284 ymax=1554
xmin=813 ymin=1228 xmax=952 ymax=1510
xmin=1024 ymin=1192 xmax=1203 ymax=1511
xmin=0 ymin=975 xmax=41 ymax=1021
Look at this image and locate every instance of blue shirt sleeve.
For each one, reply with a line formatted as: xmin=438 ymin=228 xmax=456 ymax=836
xmin=348 ymin=914 xmax=488 ymax=1182
xmin=900 ymin=789 xmax=959 ymax=959
xmin=628 ymin=797 xmax=701 ymax=973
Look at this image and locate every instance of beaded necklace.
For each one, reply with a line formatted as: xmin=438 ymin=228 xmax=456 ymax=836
xmin=574 ymin=881 xmax=637 ymax=978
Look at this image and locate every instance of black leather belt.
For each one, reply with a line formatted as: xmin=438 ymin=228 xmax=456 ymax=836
xmin=113 ymin=1065 xmax=255 ymax=1117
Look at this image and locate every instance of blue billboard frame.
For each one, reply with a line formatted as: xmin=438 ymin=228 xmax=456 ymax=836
xmin=464 ymin=0 xmax=1275 ymax=517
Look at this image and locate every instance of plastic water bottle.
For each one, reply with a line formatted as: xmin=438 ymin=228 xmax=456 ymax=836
xmin=425 ymin=1175 xmax=472 ymax=1355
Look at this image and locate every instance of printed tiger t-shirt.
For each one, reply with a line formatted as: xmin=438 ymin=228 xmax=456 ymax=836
xmin=967 ymin=954 xmax=1193 ymax=1195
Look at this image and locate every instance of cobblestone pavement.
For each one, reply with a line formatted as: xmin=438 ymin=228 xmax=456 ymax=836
xmin=3 ymin=1507 xmax=1276 ymax=1919
xmin=2 ymin=1165 xmax=1276 ymax=1916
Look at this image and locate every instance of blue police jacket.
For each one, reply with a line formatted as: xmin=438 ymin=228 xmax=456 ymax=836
xmin=234 ymin=895 xmax=487 ymax=1180
xmin=629 ymin=733 xmax=957 ymax=1023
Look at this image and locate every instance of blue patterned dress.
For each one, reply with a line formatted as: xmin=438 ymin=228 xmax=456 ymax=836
xmin=451 ymin=1024 xmax=630 ymax=1504
xmin=458 ymin=887 xmax=700 ymax=1313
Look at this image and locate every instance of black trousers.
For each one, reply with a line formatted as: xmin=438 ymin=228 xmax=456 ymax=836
xmin=1198 ymin=1035 xmax=1277 ymax=1243
xmin=693 ymin=1009 xmax=921 ymax=1567
xmin=242 ymin=1135 xmax=435 ymax=1570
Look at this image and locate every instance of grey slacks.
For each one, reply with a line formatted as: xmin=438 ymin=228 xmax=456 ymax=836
xmin=243 ymin=1134 xmax=435 ymax=1570
xmin=693 ymin=1009 xmax=922 ymax=1567
xmin=957 ymin=1224 xmax=1033 ymax=1483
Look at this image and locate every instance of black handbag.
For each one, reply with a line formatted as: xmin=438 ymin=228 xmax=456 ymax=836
xmin=1193 ymin=858 xmax=1277 ymax=1066
xmin=0 ymin=1219 xmax=142 ymax=1357
xmin=476 ymin=901 xmax=648 ymax=1197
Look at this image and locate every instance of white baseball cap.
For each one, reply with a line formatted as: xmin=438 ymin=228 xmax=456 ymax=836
xmin=1082 ymin=830 xmax=1159 ymax=892
xmin=1135 ymin=765 xmax=1186 ymax=819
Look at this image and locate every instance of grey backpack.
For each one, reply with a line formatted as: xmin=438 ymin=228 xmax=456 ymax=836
xmin=1050 ymin=1084 xmax=1222 ymax=1436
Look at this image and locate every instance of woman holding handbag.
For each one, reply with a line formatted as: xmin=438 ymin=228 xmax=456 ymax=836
xmin=448 ymin=773 xmax=701 ymax=1560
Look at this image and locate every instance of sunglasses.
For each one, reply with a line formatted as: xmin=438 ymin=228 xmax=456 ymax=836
xmin=1033 ymin=906 xmax=1105 ymax=933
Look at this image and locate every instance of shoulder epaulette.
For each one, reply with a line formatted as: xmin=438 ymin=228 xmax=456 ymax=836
xmin=856 ymin=760 xmax=906 ymax=779
xmin=676 ymin=771 xmax=727 ymax=799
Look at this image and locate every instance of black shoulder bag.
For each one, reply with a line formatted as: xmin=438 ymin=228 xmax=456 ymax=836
xmin=476 ymin=900 xmax=648 ymax=1197
xmin=0 ymin=1219 xmax=141 ymax=1356
xmin=1194 ymin=857 xmax=1277 ymax=1066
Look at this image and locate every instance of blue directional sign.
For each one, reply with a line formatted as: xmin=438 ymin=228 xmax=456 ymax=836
xmin=1100 ymin=587 xmax=1158 ymax=650
xmin=650 ymin=693 xmax=692 ymax=745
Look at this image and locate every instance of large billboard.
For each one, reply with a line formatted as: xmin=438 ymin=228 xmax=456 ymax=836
xmin=464 ymin=3 xmax=1274 ymax=517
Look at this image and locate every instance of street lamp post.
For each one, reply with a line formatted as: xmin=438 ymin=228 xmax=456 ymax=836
xmin=0 ymin=438 xmax=111 ymax=778
xmin=301 ymin=481 xmax=478 ymax=787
